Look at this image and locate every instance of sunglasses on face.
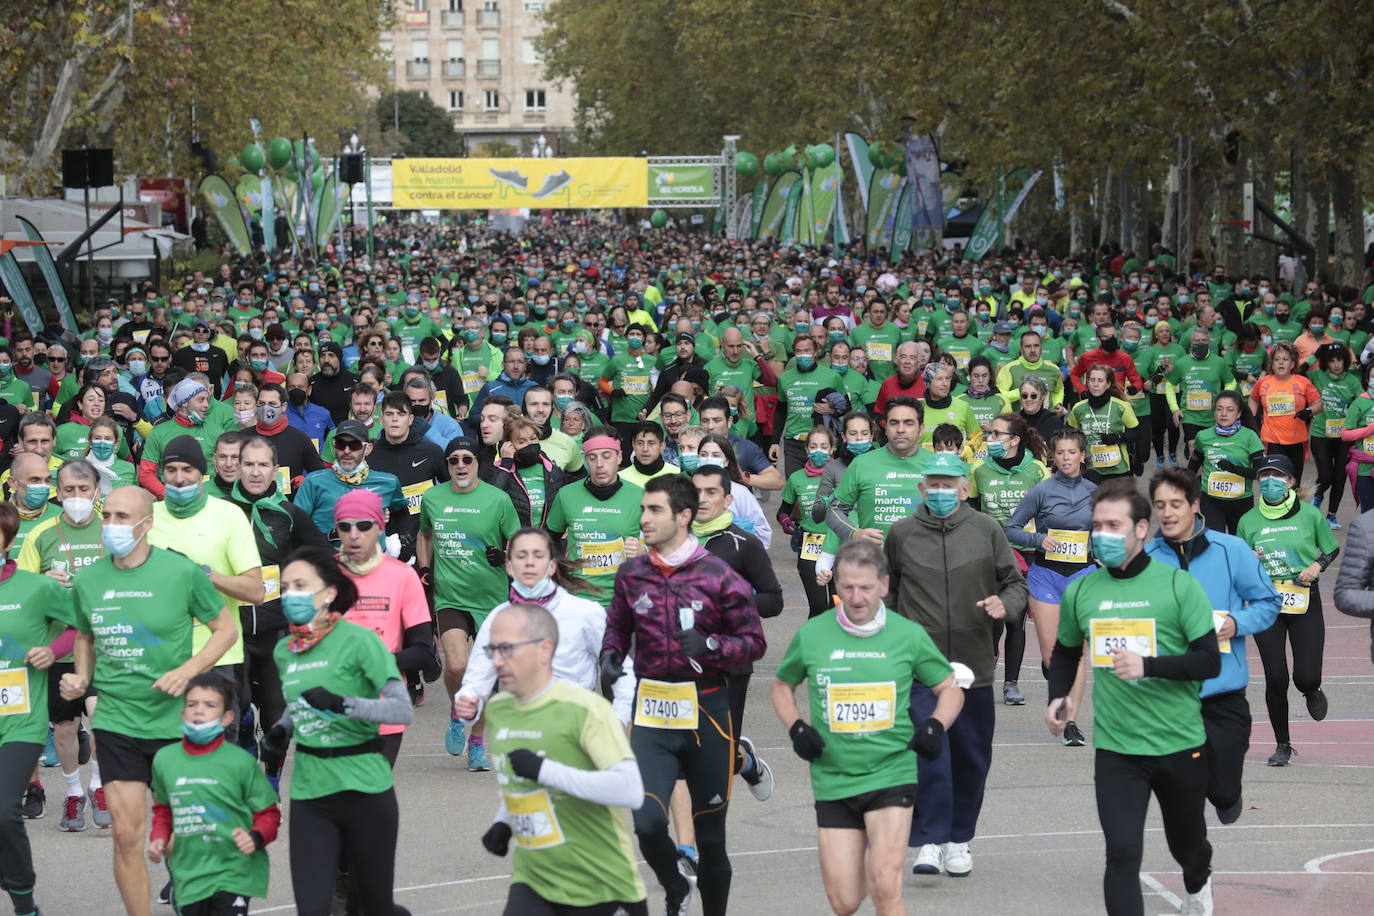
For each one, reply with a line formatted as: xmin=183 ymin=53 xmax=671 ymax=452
xmin=447 ymin=454 xmax=476 ymax=465
xmin=335 ymin=439 xmax=365 ymax=452
xmin=336 ymin=520 xmax=376 ymax=533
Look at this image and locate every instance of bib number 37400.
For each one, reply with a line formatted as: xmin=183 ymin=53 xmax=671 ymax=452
xmin=633 ymin=679 xmax=698 ymax=729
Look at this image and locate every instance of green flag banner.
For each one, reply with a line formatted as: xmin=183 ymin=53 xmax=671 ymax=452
xmin=865 ymin=169 xmax=901 ymax=248
xmin=758 ymin=172 xmax=801 ymax=240
xmin=316 ymin=176 xmax=348 ymax=248
xmin=0 ymin=250 xmax=45 ymax=334
xmin=648 ymin=164 xmax=716 ymax=203
xmin=749 ymin=179 xmax=768 ymax=238
xmin=844 ymin=133 xmax=875 ymax=210
xmin=797 ymin=170 xmax=815 ymax=246
xmin=16 ymin=218 xmax=78 ymax=337
xmin=809 ymin=159 xmax=840 ymax=242
xmin=782 ymin=175 xmax=805 ymax=244
xmin=199 ymin=174 xmax=252 ymax=256
xmin=262 ymin=175 xmax=276 ymax=252
xmin=236 ymin=174 xmax=264 ymax=214
xmin=890 ymin=182 xmax=914 ymax=263
xmin=963 ymin=168 xmax=1031 ymax=261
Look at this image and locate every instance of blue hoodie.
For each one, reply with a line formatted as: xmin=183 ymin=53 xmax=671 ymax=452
xmin=1145 ymin=520 xmax=1281 ymax=699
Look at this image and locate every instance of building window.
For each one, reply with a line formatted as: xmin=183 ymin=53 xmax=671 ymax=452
xmin=448 ymin=0 xmax=463 ymax=9
xmin=524 ymin=89 xmax=546 ymax=111
xmin=522 ymin=38 xmax=541 ymax=63
xmin=446 ymin=39 xmax=463 ymax=59
xmin=484 ymin=89 xmax=500 ymax=110
xmin=523 ymin=0 xmax=544 ymax=10
xmin=449 ymin=91 xmax=464 ymax=111
xmin=411 ymin=39 xmax=430 ymax=60
xmin=481 ymin=37 xmax=499 ymax=59
xmin=411 ymin=0 xmax=427 ymax=9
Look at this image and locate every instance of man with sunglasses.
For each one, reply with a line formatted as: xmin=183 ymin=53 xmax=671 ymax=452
xmin=417 ymin=435 xmax=520 ymax=769
xmin=294 ymin=419 xmax=407 ymax=542
xmin=171 ymin=319 xmax=231 ymax=398
xmin=995 ymin=328 xmax=1066 ymax=411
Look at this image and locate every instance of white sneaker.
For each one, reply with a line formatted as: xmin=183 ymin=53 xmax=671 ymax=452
xmin=911 ymin=843 xmax=943 ymax=875
xmin=1181 ymin=879 xmax=1213 ymax=915
xmin=942 ymin=841 xmax=972 ymax=877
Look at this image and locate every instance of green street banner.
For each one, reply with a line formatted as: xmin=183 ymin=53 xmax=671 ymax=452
xmin=865 ymin=169 xmax=902 ymax=248
xmin=844 ymin=133 xmax=875 ymax=210
xmin=16 ymin=218 xmax=79 ymax=337
xmin=758 ymin=171 xmax=801 ymax=240
xmin=782 ymin=175 xmax=805 ymax=244
xmin=647 ymin=164 xmax=716 ymax=203
xmin=262 ymin=175 xmax=276 ymax=252
xmin=749 ymin=179 xmax=768 ymax=238
xmin=963 ymin=168 xmax=1037 ymax=261
xmin=809 ymin=159 xmax=841 ymax=242
xmin=199 ymin=174 xmax=252 ymax=256
xmin=236 ymin=174 xmax=264 ymax=214
xmin=0 ymin=247 xmax=45 ymax=333
xmin=890 ymin=182 xmax=914 ymax=263
xmin=316 ymin=176 xmax=349 ymax=248
xmin=796 ymin=170 xmax=815 ymax=246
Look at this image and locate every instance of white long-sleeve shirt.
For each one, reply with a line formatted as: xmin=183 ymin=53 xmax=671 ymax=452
xmin=731 ymin=481 xmax=773 ymax=549
xmin=457 ymin=586 xmax=634 ymax=723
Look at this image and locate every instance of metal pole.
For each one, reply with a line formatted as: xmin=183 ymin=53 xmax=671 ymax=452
xmin=83 ymin=183 xmax=93 ymax=318
xmin=722 ymin=135 xmax=739 ymax=240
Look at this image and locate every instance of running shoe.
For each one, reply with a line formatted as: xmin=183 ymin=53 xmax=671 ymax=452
xmin=1181 ymin=878 xmax=1214 ymax=915
xmin=41 ymin=727 xmax=58 ymax=767
xmin=1216 ymin=795 xmax=1243 ymax=825
xmin=488 ymin=168 xmax=528 ymax=190
xmin=444 ymin=716 xmax=467 ymax=756
xmin=467 ymin=743 xmax=491 ymax=772
xmin=77 ymin=726 xmax=91 ymax=765
xmin=1306 ymin=688 xmax=1329 ymax=721
xmin=1168 ymin=454 xmax=1179 ymax=467
xmin=911 ymin=843 xmax=943 ymax=875
xmin=1326 ymin=514 xmax=1342 ymax=530
xmin=1062 ymin=721 xmax=1086 ymax=747
xmin=60 ymin=794 xmax=87 ymax=832
xmin=158 ymin=878 xmax=174 ymax=906
xmin=737 ymin=736 xmax=773 ymax=801
xmin=530 ymin=170 xmax=572 ymax=199
xmin=1155 ymin=456 xmax=1164 ymax=468
xmin=1266 ymin=743 xmax=1293 ymax=766
xmin=21 ymin=782 xmax=45 ymax=819
xmin=665 ymin=871 xmax=695 ymax=916
xmin=1002 ymin=681 xmax=1025 ymax=706
xmin=89 ymin=787 xmax=110 ymax=828
xmin=942 ymin=842 xmax=972 ymax=877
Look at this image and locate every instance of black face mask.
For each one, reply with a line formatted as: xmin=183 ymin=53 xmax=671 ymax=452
xmin=288 ymin=388 xmax=308 ymax=407
xmin=410 ymin=403 xmax=430 ymax=418
xmin=1099 ymin=336 xmax=1119 ymax=353
xmin=1190 ymin=343 xmax=1210 ymax=359
xmin=514 ymin=443 xmax=542 ymax=468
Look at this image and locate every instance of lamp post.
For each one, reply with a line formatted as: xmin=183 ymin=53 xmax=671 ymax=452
xmin=533 ymin=133 xmax=554 ymax=158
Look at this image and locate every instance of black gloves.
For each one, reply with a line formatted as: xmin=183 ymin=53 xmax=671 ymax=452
xmin=1296 ymin=408 xmax=1313 ymax=422
xmin=259 ymin=723 xmax=291 ymax=766
xmin=674 ymin=628 xmax=711 ymax=657
xmin=507 ymin=748 xmax=544 ymax=781
xmin=1216 ymin=459 xmax=1243 ymax=474
xmin=302 ymin=686 xmax=347 ymax=714
xmin=416 ymin=565 xmax=433 ymax=588
xmin=482 ymin=822 xmax=512 ymax=857
xmin=1098 ymin=432 xmax=1123 ymax=445
xmin=910 ymin=717 xmax=946 ymax=760
xmin=485 ymin=546 xmax=506 ymax=567
xmin=598 ymin=651 xmax=623 ymax=692
xmin=789 ymin=719 xmax=826 ymax=761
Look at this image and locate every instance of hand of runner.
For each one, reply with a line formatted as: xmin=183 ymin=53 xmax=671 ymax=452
xmin=453 ymin=694 xmax=479 ymax=721
xmin=623 ymin=536 xmax=643 ymax=559
xmin=303 ymin=686 xmax=348 ymax=714
xmin=854 ymin=527 xmax=885 ymax=544
xmin=909 ymin=717 xmax=945 ymax=760
xmin=674 ymin=628 xmax=711 ymax=658
xmin=152 ymin=663 xmax=196 ymax=696
xmin=146 ymin=837 xmax=169 ymax=864
xmin=1297 ymin=561 xmax=1321 ymax=586
xmin=1044 ymin=697 xmax=1075 ymax=736
xmin=977 ymin=595 xmax=1006 ymax=620
xmin=788 ymin=719 xmax=826 ymax=761
xmin=43 ymin=569 xmax=70 ymax=586
xmin=1040 ymin=535 xmax=1065 ymax=554
xmin=598 ymin=651 xmax=624 ymax=688
xmin=24 ymin=646 xmax=54 ymax=670
xmin=1109 ymin=648 xmax=1146 ymax=680
xmin=1217 ymin=614 xmax=1237 ymax=639
xmin=484 ymin=545 xmax=506 ymax=567
xmin=768 ymin=444 xmax=780 ymax=463
xmin=59 ymin=672 xmax=87 ymax=700
xmin=231 ymin=827 xmax=257 ymax=855
xmin=482 ymin=821 xmax=512 ymax=857
xmin=816 ymin=569 xmax=832 ymax=586
xmin=507 ymin=748 xmax=544 ymax=781
xmin=259 ymin=723 xmax=291 ymax=766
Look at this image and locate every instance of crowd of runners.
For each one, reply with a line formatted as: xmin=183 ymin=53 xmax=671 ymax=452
xmin=1 ymin=222 xmax=1374 ymax=916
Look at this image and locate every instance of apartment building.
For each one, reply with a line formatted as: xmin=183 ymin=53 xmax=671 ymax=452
xmin=382 ymin=0 xmax=574 ymax=154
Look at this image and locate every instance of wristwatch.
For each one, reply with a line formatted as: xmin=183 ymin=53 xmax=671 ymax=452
xmin=705 ymin=635 xmax=720 ymax=653
xmin=200 ymin=564 xmax=213 ymax=577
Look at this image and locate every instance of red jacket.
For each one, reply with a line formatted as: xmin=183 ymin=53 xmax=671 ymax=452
xmin=1068 ymin=349 xmax=1143 ymax=394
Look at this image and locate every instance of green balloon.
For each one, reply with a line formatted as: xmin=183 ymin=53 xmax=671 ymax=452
xmin=267 ymin=137 xmax=292 ymax=170
xmin=812 ymin=143 xmax=835 ymax=168
xmin=867 ymin=145 xmax=885 ymax=168
xmin=735 ymin=151 xmax=759 ymax=177
xmin=225 ymin=156 xmax=239 ymax=168
xmin=782 ymin=144 xmax=800 ymax=167
xmin=240 ymin=144 xmax=264 ymax=174
xmin=763 ymin=153 xmax=784 ymax=176
xmin=650 ymin=209 xmax=668 ymax=229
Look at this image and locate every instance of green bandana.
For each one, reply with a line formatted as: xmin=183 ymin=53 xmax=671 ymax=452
xmin=1257 ymin=489 xmax=1297 ymax=520
xmin=690 ymin=510 xmax=734 ymax=541
xmin=164 ymin=483 xmax=209 ymax=519
xmin=232 ymin=480 xmax=290 ymax=550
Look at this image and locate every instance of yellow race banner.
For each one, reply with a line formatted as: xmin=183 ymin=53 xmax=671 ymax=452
xmin=391 ymin=158 xmax=648 ymax=209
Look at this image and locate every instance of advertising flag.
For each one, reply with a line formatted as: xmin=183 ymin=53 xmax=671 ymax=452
xmin=199 ymin=175 xmax=252 ymax=255
xmin=865 ymin=169 xmax=902 ymax=248
xmin=845 ymin=133 xmax=875 ymax=210
xmin=757 ymin=172 xmax=801 ymax=240
xmin=16 ymin=218 xmax=79 ymax=336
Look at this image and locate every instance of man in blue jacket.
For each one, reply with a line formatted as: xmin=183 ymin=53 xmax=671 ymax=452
xmin=1145 ymin=468 xmax=1281 ymax=824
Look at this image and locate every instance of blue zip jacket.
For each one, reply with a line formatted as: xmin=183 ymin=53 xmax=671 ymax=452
xmin=294 ymin=467 xmax=409 ymax=540
xmin=1145 ymin=520 xmax=1281 ymax=698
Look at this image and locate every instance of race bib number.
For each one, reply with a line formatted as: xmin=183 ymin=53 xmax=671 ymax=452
xmin=579 ymin=538 xmax=625 ymax=576
xmin=634 ymin=679 xmax=698 ymax=729
xmin=261 ymin=564 xmax=280 ymax=602
xmin=799 ymin=532 xmax=825 ymax=561
xmin=973 ymin=447 xmax=988 ymax=462
xmin=0 ymin=669 xmax=31 ymax=717
xmin=826 ymin=681 xmax=896 ymax=734
xmin=434 ymin=390 xmax=450 ymax=415
xmin=503 ymin=789 xmax=564 ymax=849
xmin=623 ymin=375 xmax=650 ymax=395
xmin=1276 ymin=580 xmax=1310 ymax=614
xmin=1090 ymin=618 xmax=1158 ymax=667
xmin=1186 ymin=391 xmax=1212 ymax=411
xmin=1044 ymin=528 xmax=1088 ymax=564
xmin=1090 ymin=443 xmax=1122 ymax=469
xmin=460 ymin=371 xmax=483 ymax=395
xmin=1213 ymin=611 xmax=1231 ymax=654
xmin=949 ymin=348 xmax=972 ymax=368
xmin=1362 ymin=434 xmax=1374 ymax=454
xmin=402 ymin=480 xmax=433 ymax=516
xmin=276 ymin=466 xmax=292 ymax=494
xmin=132 ymin=329 xmax=151 ymax=345
xmin=1325 ymin=417 xmax=1344 ymax=438
xmin=867 ymin=342 xmax=893 ymax=362
xmin=1267 ymin=393 xmax=1295 ymax=417
xmin=1206 ymin=470 xmax=1245 ymax=498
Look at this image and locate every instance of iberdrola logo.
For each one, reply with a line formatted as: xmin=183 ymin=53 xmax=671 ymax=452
xmin=818 ymin=175 xmax=838 ymax=192
xmin=655 ymin=171 xmax=678 ymax=187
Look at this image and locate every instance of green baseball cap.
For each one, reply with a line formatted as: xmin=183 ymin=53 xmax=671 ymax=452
xmin=924 ymin=452 xmax=968 ymax=478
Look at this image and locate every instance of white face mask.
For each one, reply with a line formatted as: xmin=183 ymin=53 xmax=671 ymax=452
xmin=62 ymin=497 xmax=94 ymax=524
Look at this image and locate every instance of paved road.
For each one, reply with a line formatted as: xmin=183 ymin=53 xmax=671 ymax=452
xmin=25 ymin=494 xmax=1374 ymax=914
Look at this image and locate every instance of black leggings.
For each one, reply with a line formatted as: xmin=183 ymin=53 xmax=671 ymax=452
xmin=797 ymin=555 xmax=835 ymax=617
xmin=1310 ymin=436 xmax=1351 ymax=513
xmin=631 ymin=678 xmax=734 ymax=916
xmin=1201 ymin=690 xmax=1251 ymax=812
xmin=1199 ymin=495 xmax=1250 ymax=535
xmin=1253 ymin=585 xmax=1325 ymax=745
xmin=243 ymin=632 xmax=287 ymax=773
xmin=1264 ymin=441 xmax=1307 ymax=487
xmin=503 ymin=883 xmax=648 ymax=916
xmin=289 ymin=788 xmax=407 ymax=916
xmin=1095 ymin=747 xmax=1212 ymax=916
xmin=992 ymin=614 xmax=1027 ymax=683
xmin=1150 ymin=394 xmax=1180 ymax=457
xmin=0 ymin=741 xmax=42 ymax=906
xmin=1130 ymin=415 xmax=1152 ymax=476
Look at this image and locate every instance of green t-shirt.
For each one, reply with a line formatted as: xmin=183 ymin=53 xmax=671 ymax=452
xmin=419 ymin=481 xmax=520 ymax=621
xmin=73 ymin=547 xmax=225 ymax=740
xmin=777 ymin=366 xmax=843 ymax=440
xmin=16 ymin=512 xmax=107 ymax=662
xmin=776 ymin=611 xmax=953 ymax=800
xmin=1226 ymin=346 xmax=1268 ymax=398
xmin=1310 ymin=369 xmax=1364 ymax=439
xmin=1345 ymin=395 xmax=1374 ymax=477
xmin=150 ymin=739 xmax=277 ymax=905
xmin=602 ymin=353 xmax=654 ymax=423
xmin=1237 ymin=501 xmax=1340 ymax=581
xmin=545 ymin=480 xmax=643 ymax=605
xmin=1193 ymin=426 xmax=1263 ymax=500
xmin=518 ymin=463 xmax=547 ymax=524
xmin=0 ymin=571 xmax=75 ymax=745
xmin=919 ymin=398 xmax=981 ymax=451
xmin=782 ymin=467 xmax=828 ymax=536
xmin=276 ymin=619 xmax=399 ymax=800
xmin=1059 ymin=559 xmax=1213 ymax=756
xmin=142 ymin=418 xmax=223 ymax=472
xmin=1167 ymin=354 xmax=1232 ymax=427
xmin=0 ymin=374 xmax=37 ymax=410
xmin=703 ymin=355 xmax=760 ymax=398
xmin=934 ymin=333 xmax=985 ymax=373
xmin=1068 ymin=396 xmax=1138 ymax=476
xmin=851 ymin=323 xmax=903 ymax=379
xmin=968 ymin=453 xmax=1050 ymax=530
xmin=486 ymin=680 xmax=646 ymax=908
xmin=15 ymin=503 xmax=62 ymax=556
xmin=831 ymin=447 xmax=932 ymax=534
xmin=389 ymin=315 xmax=445 ymax=360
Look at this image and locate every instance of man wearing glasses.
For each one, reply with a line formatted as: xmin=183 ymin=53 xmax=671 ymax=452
xmin=294 ymin=419 xmax=407 ymax=541
xmin=417 ymin=435 xmax=520 ymax=771
xmin=171 ymin=319 xmax=230 ymax=398
xmin=994 ymin=328 xmax=1066 ymax=411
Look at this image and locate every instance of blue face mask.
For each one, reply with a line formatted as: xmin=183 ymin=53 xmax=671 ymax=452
xmin=1090 ymin=531 xmax=1129 ymax=568
xmin=89 ymin=440 xmax=115 ymax=461
xmin=847 ymin=440 xmax=873 ymax=456
xmin=490 ymin=332 xmax=508 ymax=347
xmin=1259 ymin=476 xmax=1289 ymax=503
xmin=21 ymin=483 xmax=49 ymax=510
xmin=164 ymin=483 xmax=202 ymax=509
xmin=678 ymin=453 xmax=700 ymax=472
xmin=128 ymin=360 xmax=147 ymax=375
xmin=512 ymin=577 xmax=553 ymax=600
xmin=808 ymin=449 xmax=831 ymax=467
xmin=832 ymin=362 xmax=849 ymax=375
xmin=102 ymin=521 xmax=146 ymax=558
xmin=795 ymin=355 xmax=815 ymax=371
xmin=986 ymin=439 xmax=1007 ymax=459
xmin=697 ymin=456 xmax=726 ymax=468
xmin=924 ymin=487 xmax=960 ymax=518
xmin=282 ymin=590 xmax=321 ymax=625
xmin=181 ymin=718 xmax=225 ymax=745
